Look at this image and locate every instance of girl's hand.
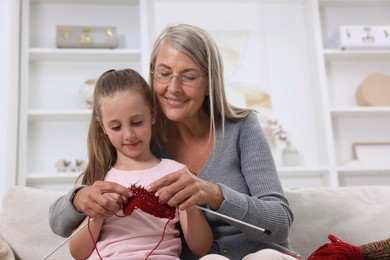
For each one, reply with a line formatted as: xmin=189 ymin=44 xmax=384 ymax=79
xmin=73 ymin=181 xmax=132 ymax=218
xmin=147 ymin=167 xmax=223 ymax=210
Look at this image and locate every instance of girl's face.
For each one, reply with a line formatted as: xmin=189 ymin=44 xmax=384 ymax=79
xmin=152 ymin=44 xmax=208 ymax=124
xmin=99 ymin=89 xmax=155 ymax=162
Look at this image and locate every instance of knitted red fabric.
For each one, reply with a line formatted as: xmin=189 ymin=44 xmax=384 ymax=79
xmin=308 ymin=234 xmax=364 ymax=260
xmin=90 ymin=184 xmax=176 ymax=260
xmin=122 ymin=184 xmax=176 ymax=219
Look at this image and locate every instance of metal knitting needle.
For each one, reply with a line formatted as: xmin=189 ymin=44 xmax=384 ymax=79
xmin=42 ymin=218 xmax=94 ymax=260
xmin=194 ymin=205 xmax=271 ymax=235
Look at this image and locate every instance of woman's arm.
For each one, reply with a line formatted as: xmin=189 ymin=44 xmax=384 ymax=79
xmin=49 ymin=181 xmax=132 ymax=237
xmin=69 ymin=217 xmax=104 ymax=260
xmin=49 ymin=186 xmax=87 ymax=237
xmin=214 ymin=112 xmax=293 ymax=243
xmin=148 ymin=113 xmax=294 ymax=244
xmin=179 ymin=207 xmax=213 ymax=257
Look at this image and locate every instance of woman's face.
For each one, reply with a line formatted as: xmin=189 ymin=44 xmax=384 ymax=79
xmin=152 ymin=44 xmax=208 ymax=124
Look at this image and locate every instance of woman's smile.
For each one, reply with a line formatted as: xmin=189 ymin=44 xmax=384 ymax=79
xmin=165 ymin=96 xmax=188 ymax=106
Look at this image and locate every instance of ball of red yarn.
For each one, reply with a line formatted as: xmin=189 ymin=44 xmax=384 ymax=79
xmin=308 ymin=234 xmax=364 ymax=260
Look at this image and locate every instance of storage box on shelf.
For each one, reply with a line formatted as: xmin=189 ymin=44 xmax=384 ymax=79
xmin=18 ymin=0 xmax=142 ymax=192
xmin=314 ymin=0 xmax=390 ymax=186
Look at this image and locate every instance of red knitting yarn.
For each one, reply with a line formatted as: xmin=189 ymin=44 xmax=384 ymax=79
xmin=122 ymin=184 xmax=176 ymax=219
xmin=90 ymin=184 xmax=177 ymax=260
xmin=308 ymin=234 xmax=364 ymax=260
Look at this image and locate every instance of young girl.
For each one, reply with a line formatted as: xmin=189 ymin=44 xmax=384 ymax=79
xmin=69 ymin=69 xmax=212 ymax=260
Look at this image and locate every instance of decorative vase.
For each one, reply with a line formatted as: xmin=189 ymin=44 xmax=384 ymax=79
xmin=282 ymin=141 xmax=300 ymax=166
xmin=80 ymin=79 xmax=97 ymax=108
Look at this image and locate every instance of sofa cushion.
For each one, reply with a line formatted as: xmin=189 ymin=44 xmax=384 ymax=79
xmin=285 ymin=186 xmax=390 ymax=259
xmin=0 ymin=186 xmax=72 ymax=259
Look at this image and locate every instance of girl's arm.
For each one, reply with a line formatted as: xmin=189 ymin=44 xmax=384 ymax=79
xmin=69 ymin=217 xmax=104 ymax=260
xmin=179 ymin=207 xmax=213 ymax=257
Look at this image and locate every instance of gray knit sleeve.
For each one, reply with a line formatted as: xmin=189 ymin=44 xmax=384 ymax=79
xmin=49 ymin=185 xmax=86 ymax=237
xmin=215 ymin=112 xmax=293 ymax=244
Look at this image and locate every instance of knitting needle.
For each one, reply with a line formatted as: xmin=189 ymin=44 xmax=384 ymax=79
xmin=194 ymin=205 xmax=271 ymax=235
xmin=42 ymin=218 xmax=94 ymax=260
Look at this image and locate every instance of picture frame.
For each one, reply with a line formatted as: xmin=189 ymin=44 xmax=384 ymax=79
xmin=352 ymin=142 xmax=390 ymax=167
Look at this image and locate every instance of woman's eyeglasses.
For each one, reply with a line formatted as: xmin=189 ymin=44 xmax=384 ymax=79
xmin=151 ymin=70 xmax=207 ymax=87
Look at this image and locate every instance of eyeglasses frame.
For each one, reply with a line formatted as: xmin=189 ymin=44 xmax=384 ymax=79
xmin=151 ymin=69 xmax=207 ymax=86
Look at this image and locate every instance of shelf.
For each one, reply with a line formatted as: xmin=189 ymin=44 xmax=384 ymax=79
xmin=26 ymin=172 xmax=80 ymax=184
xmin=323 ymin=49 xmax=390 ymax=61
xmin=27 ymin=169 xmax=331 ymax=185
xmin=28 ymin=109 xmax=92 ymax=121
xmin=330 ymin=107 xmax=390 ymax=118
xmin=31 ymin=0 xmax=137 ymax=4
xmin=29 ymin=48 xmax=141 ymax=62
xmin=338 ymin=167 xmax=390 ymax=176
xmin=319 ymin=0 xmax=390 ymax=5
xmin=277 ymin=166 xmax=329 ymax=177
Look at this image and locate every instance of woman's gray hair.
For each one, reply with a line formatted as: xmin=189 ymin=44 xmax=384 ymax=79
xmin=150 ymin=24 xmax=251 ymax=142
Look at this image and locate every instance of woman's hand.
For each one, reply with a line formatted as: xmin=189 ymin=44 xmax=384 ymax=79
xmin=147 ymin=167 xmax=223 ymax=210
xmin=73 ymin=181 xmax=132 ymax=218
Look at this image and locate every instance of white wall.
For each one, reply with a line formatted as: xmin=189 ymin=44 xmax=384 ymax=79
xmin=0 ymin=0 xmax=20 ymax=202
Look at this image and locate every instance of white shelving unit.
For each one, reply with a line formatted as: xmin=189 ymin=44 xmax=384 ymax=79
xmin=18 ymin=0 xmax=143 ymax=191
xmin=17 ymin=0 xmax=390 ymax=191
xmin=312 ymin=0 xmax=390 ymax=186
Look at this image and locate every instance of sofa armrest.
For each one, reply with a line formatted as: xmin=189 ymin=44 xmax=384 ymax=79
xmin=0 ymin=186 xmax=73 ymax=259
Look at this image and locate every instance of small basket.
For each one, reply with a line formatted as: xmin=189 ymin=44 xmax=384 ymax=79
xmin=359 ymin=237 xmax=390 ymax=260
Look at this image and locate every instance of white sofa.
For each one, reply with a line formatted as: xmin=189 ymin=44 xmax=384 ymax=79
xmin=1 ymin=185 xmax=390 ymax=260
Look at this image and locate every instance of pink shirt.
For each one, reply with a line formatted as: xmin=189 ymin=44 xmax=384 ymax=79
xmin=88 ymin=159 xmax=185 ymax=260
